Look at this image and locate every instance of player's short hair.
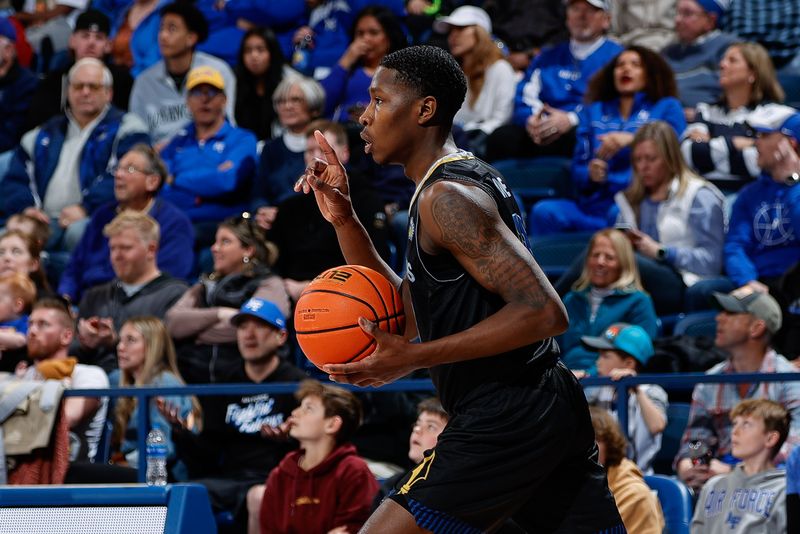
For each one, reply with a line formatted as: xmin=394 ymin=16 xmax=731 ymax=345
xmin=417 ymin=397 xmax=448 ymax=423
xmin=380 ymin=45 xmax=467 ymax=128
xmin=730 ymin=399 xmax=790 ymax=459
xmin=295 ymin=379 xmax=363 ymax=444
xmin=0 ymin=273 xmax=36 ymax=313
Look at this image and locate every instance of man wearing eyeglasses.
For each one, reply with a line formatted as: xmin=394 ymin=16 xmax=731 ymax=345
xmin=159 ymin=65 xmax=257 ymax=254
xmin=0 ymin=57 xmax=149 ymax=262
xmin=58 ymin=144 xmax=194 ymax=303
xmin=662 ymin=0 xmax=737 ymax=113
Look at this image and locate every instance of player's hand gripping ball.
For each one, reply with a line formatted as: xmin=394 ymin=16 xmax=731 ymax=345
xmin=294 ymin=265 xmax=405 ymax=369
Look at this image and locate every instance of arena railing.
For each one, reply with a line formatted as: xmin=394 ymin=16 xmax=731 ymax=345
xmin=63 ymin=372 xmax=800 ymax=482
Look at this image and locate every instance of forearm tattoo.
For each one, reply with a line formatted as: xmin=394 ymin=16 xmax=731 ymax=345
xmin=432 ymin=191 xmax=548 ymax=310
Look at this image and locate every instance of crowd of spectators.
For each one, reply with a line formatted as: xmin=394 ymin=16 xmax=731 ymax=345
xmin=0 ymin=0 xmax=799 ymax=532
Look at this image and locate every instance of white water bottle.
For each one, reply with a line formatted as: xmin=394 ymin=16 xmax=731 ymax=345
xmin=145 ymin=428 xmax=168 ymax=486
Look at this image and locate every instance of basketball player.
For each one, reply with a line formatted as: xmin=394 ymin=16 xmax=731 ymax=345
xmin=296 ymin=45 xmax=624 ymax=533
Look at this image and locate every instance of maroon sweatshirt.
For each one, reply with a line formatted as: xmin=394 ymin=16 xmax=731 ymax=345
xmin=260 ymin=443 xmax=379 ymax=534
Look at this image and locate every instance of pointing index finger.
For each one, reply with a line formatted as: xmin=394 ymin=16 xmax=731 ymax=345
xmin=314 ymin=130 xmax=342 ymax=167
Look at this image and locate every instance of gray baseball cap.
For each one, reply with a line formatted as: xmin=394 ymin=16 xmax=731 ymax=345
xmin=712 ymin=289 xmax=783 ymax=334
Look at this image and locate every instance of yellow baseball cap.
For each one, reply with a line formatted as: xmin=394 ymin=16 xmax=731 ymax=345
xmin=186 ymin=66 xmax=225 ymax=92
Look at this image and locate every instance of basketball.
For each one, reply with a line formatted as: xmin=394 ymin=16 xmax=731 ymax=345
xmin=294 ymin=265 xmax=405 ymax=368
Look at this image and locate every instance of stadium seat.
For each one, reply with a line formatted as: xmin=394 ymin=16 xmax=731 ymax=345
xmin=644 ymin=474 xmax=694 ymax=534
xmin=673 ymin=311 xmax=718 ymax=338
xmin=491 ymin=157 xmax=571 ymax=211
xmin=778 ymin=72 xmax=800 ymax=109
xmin=652 ymin=402 xmax=692 ymax=476
xmin=529 ymin=231 xmax=592 ymax=279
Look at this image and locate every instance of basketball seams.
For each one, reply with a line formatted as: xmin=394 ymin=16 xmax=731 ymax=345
xmin=296 ymin=288 xmax=380 ymax=323
xmin=296 ymin=311 xmax=407 ymax=335
xmin=349 ymin=266 xmax=391 ymax=330
xmin=295 ymin=264 xmax=405 ymax=366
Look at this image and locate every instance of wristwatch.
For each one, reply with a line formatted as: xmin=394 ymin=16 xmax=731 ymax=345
xmin=784 ymin=172 xmax=800 ymax=186
xmin=657 ymin=246 xmax=667 ymax=261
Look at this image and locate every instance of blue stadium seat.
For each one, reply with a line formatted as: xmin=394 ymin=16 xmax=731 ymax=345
xmin=652 ymin=402 xmax=692 ymax=476
xmin=778 ymin=72 xmax=800 ymax=109
xmin=644 ymin=474 xmax=693 ymax=534
xmin=491 ymin=157 xmax=571 ymax=211
xmin=674 ymin=311 xmax=718 ymax=338
xmin=529 ymin=232 xmax=592 ymax=279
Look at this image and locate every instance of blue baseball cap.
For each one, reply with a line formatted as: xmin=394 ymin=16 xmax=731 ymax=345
xmin=0 ymin=17 xmax=17 ymax=43
xmin=231 ymin=298 xmax=286 ymax=330
xmin=695 ymin=0 xmax=729 ymax=22
xmin=581 ymin=323 xmax=654 ymax=365
xmin=752 ymin=112 xmax=800 ymax=143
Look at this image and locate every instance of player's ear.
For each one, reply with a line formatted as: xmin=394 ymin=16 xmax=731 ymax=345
xmin=417 ymin=96 xmax=437 ymax=126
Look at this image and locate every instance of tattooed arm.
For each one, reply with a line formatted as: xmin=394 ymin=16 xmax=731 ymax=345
xmin=324 ymin=180 xmax=568 ymax=386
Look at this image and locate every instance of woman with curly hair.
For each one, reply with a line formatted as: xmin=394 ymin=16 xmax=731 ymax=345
xmin=531 ymin=45 xmax=686 ymax=236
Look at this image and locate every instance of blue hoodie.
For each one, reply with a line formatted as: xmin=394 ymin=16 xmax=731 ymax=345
xmin=572 ymin=92 xmax=686 ymax=215
xmin=159 ymin=120 xmax=257 ymax=223
xmin=724 ymin=174 xmax=800 ymax=285
xmin=559 ymin=286 xmax=658 ymax=373
xmin=513 ymin=39 xmax=623 ymax=126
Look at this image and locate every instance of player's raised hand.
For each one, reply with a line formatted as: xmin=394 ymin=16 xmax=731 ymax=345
xmin=295 ymin=130 xmax=354 ymax=226
xmin=322 ymin=317 xmax=420 ymax=387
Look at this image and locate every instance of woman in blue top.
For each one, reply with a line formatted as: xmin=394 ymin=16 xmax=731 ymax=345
xmin=319 ymin=5 xmax=407 ymax=124
xmin=111 ymin=316 xmax=201 ymax=470
xmin=560 ymin=228 xmax=658 ymax=373
xmin=531 ymin=45 xmax=686 ymax=236
xmin=616 ymin=120 xmax=727 ymax=315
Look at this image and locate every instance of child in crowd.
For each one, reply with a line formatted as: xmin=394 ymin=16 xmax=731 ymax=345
xmin=258 ymin=379 xmax=378 ymax=533
xmin=581 ymin=323 xmax=667 ymax=474
xmin=590 ymin=407 xmax=665 ymax=534
xmin=692 ymin=399 xmax=789 ymax=533
xmin=0 ymin=273 xmax=36 ymax=369
xmin=375 ymin=397 xmax=449 ymax=507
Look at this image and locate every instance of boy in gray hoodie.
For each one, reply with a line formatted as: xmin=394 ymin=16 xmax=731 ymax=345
xmin=691 ymin=398 xmax=789 ymax=533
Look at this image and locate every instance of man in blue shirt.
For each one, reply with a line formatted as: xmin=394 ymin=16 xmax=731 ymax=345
xmin=486 ymin=0 xmax=622 ymax=161
xmin=159 ymin=65 xmax=257 ymax=252
xmin=725 ymin=113 xmax=800 ymax=357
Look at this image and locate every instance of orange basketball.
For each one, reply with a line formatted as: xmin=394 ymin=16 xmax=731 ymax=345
xmin=294 ymin=265 xmax=405 ymax=368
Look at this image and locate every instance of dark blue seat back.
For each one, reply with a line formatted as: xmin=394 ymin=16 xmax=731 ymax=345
xmin=644 ymin=474 xmax=694 ymax=534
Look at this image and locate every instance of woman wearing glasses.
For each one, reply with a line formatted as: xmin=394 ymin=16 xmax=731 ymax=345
xmin=165 ymin=214 xmax=290 ymax=383
xmin=253 ymin=75 xmax=325 ymax=211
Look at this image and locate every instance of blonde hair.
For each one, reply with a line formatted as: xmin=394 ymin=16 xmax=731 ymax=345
xmin=113 ymin=317 xmax=202 ymax=448
xmin=573 ymin=229 xmax=643 ymax=291
xmin=103 ymin=210 xmax=160 ymax=245
xmin=0 ymin=272 xmax=36 ymax=313
xmin=726 ymin=42 xmax=785 ymax=105
xmin=624 ymin=121 xmax=703 ymax=223
xmin=730 ymin=399 xmax=790 ymax=459
xmin=458 ymin=25 xmax=503 ymax=107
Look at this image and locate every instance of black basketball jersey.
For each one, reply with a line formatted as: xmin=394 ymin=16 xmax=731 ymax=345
xmin=405 ymin=154 xmax=559 ymax=413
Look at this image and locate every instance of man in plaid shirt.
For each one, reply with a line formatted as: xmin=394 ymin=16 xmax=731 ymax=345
xmin=675 ymin=287 xmax=800 ymax=492
xmin=724 ymin=0 xmax=800 ymax=71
